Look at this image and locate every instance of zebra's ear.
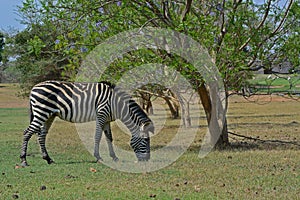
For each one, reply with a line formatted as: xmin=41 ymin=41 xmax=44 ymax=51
xmin=140 ymin=122 xmax=154 ymax=135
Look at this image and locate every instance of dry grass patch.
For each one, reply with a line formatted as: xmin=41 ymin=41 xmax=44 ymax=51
xmin=0 ymin=84 xmax=299 ymax=199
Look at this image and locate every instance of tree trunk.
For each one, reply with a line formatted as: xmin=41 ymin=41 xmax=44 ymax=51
xmin=176 ymin=91 xmax=191 ymax=128
xmin=215 ymin=117 xmax=229 ymax=148
xmin=163 ymin=97 xmax=179 ymax=119
xmin=198 ymin=83 xmax=229 ymax=148
xmin=161 ymin=89 xmax=179 ymax=119
xmin=146 ymin=100 xmax=154 ymax=115
xmin=139 ymin=91 xmax=154 ymax=115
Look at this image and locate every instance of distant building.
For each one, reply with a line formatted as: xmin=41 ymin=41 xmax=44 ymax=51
xmin=252 ymin=59 xmax=294 ymax=74
xmin=266 ymin=60 xmax=292 ymax=74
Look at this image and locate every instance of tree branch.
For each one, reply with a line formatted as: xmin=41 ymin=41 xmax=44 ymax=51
xmin=216 ymin=0 xmax=226 ymax=54
xmin=136 ymin=88 xmax=179 ymax=103
xmin=246 ymin=0 xmax=294 ymax=67
xmin=162 ymin=1 xmax=173 ymax=23
xmin=269 ymin=0 xmax=294 ymax=37
xmin=143 ymin=0 xmax=171 ymax=26
xmin=181 ymin=0 xmax=193 ymax=22
xmin=239 ymin=0 xmax=272 ymax=51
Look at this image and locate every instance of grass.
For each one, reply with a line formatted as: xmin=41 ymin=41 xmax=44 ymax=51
xmin=0 ymin=84 xmax=300 ymax=199
xmin=248 ymin=74 xmax=300 ymax=94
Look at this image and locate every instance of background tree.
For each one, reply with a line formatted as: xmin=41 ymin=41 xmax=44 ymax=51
xmin=0 ymin=32 xmax=4 ymax=63
xmin=0 ymin=32 xmax=5 ymax=82
xmin=278 ymin=2 xmax=300 ymax=72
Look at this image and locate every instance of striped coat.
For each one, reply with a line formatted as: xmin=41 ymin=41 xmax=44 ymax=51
xmin=20 ymin=81 xmax=153 ymax=166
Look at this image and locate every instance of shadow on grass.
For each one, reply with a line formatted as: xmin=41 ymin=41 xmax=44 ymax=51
xmin=186 ymin=142 xmax=300 ymax=155
xmin=184 ymin=132 xmax=300 ymax=154
xmin=64 ymin=160 xmax=96 ymax=165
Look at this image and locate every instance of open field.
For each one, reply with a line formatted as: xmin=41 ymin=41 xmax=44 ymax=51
xmin=248 ymin=74 xmax=300 ymax=94
xmin=0 ymin=84 xmax=299 ymax=199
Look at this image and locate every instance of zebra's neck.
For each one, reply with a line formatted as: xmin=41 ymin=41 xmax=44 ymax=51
xmin=112 ymin=88 xmax=149 ymax=135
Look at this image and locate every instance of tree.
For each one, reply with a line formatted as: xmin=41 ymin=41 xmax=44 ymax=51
xmin=0 ymin=32 xmax=5 ymax=82
xmin=278 ymin=2 xmax=300 ymax=72
xmin=0 ymin=32 xmax=4 ymax=63
xmin=7 ymin=0 xmax=297 ymax=148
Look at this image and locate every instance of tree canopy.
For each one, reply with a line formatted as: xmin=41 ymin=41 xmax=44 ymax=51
xmin=2 ymin=0 xmax=297 ymax=92
xmin=0 ymin=32 xmax=4 ymax=63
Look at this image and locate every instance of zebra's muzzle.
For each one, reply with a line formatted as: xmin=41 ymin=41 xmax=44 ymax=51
xmin=137 ymin=152 xmax=150 ymax=161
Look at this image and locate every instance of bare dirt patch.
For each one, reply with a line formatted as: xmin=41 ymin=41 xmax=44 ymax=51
xmin=229 ymin=94 xmax=300 ymax=103
xmin=0 ymin=84 xmax=28 ymax=108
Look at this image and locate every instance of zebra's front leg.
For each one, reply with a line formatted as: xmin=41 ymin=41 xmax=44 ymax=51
xmin=20 ymin=129 xmax=34 ymax=167
xmin=103 ymin=123 xmax=119 ymax=162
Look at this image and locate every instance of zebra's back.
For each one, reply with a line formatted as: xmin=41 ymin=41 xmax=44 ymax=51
xmin=30 ymin=81 xmax=112 ymax=123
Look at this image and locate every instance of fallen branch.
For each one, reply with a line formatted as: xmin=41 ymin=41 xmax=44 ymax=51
xmin=228 ymin=131 xmax=300 ymax=146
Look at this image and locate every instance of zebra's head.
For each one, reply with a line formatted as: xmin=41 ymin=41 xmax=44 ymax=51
xmin=131 ymin=121 xmax=154 ymax=161
xmin=111 ymin=86 xmax=154 ymax=161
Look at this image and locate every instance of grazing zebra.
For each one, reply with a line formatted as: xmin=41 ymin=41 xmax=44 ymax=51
xmin=20 ymin=81 xmax=154 ymax=166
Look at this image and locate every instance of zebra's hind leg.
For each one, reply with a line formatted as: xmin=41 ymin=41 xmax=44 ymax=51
xmin=38 ymin=132 xmax=54 ymax=164
xmin=38 ymin=116 xmax=55 ymax=164
xmin=20 ymin=128 xmax=35 ymax=167
xmin=104 ymin=123 xmax=119 ymax=162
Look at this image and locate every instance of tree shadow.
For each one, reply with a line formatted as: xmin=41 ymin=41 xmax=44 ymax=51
xmin=184 ymin=132 xmax=300 ymax=153
xmin=224 ymin=138 xmax=300 ymax=153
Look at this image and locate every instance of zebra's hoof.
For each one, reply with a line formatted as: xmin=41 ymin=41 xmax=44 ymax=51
xmin=113 ymin=157 xmax=119 ymax=162
xmin=96 ymin=158 xmax=103 ymax=163
xmin=21 ymin=161 xmax=29 ymax=167
xmin=43 ymin=155 xmax=54 ymax=164
xmin=46 ymin=159 xmax=54 ymax=164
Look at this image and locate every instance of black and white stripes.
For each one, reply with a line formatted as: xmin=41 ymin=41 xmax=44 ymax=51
xmin=20 ymin=81 xmax=154 ymax=166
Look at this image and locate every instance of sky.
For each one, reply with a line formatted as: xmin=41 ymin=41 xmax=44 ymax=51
xmin=0 ymin=0 xmax=25 ymax=30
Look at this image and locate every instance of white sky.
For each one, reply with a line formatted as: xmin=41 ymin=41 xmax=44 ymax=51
xmin=0 ymin=0 xmax=25 ymax=30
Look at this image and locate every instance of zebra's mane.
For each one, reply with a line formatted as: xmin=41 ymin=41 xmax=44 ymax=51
xmin=99 ymin=81 xmax=116 ymax=89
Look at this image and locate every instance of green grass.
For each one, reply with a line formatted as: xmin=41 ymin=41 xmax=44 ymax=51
xmin=0 ymin=84 xmax=300 ymax=199
xmin=248 ymin=74 xmax=300 ymax=94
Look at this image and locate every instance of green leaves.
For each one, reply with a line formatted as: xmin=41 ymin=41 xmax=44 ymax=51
xmin=27 ymin=36 xmax=45 ymax=58
xmin=2 ymin=0 xmax=296 ymax=96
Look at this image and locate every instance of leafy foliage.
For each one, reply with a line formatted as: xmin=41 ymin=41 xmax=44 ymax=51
xmin=1 ymin=0 xmax=296 ymax=94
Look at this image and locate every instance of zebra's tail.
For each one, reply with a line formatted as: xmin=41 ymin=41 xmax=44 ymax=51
xmin=29 ymin=100 xmax=34 ymax=123
xmin=23 ymin=100 xmax=34 ymax=135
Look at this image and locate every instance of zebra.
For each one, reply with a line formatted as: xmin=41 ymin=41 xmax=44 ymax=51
xmin=20 ymin=81 xmax=154 ymax=166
